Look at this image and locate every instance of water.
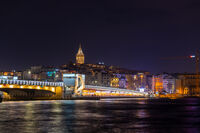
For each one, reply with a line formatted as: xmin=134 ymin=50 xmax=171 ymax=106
xmin=0 ymin=98 xmax=200 ymax=133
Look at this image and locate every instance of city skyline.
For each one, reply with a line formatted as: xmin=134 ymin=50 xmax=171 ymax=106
xmin=1 ymin=1 xmax=200 ymax=133
xmin=0 ymin=42 xmax=197 ymax=74
xmin=1 ymin=0 xmax=200 ymax=73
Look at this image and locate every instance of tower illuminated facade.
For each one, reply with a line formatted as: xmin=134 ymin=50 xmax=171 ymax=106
xmin=76 ymin=44 xmax=85 ymax=64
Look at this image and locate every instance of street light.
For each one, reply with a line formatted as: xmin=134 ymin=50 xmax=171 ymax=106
xmin=28 ymin=71 xmax=31 ymax=74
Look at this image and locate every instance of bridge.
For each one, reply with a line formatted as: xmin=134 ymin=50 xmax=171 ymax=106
xmin=83 ymin=85 xmax=147 ymax=97
xmin=0 ymin=74 xmax=147 ymax=100
xmin=0 ymin=79 xmax=64 ymax=100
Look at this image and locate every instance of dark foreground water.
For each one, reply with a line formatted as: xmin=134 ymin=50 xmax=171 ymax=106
xmin=0 ymin=98 xmax=200 ymax=133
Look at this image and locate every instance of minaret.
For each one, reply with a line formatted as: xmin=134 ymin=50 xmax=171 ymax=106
xmin=76 ymin=44 xmax=85 ymax=64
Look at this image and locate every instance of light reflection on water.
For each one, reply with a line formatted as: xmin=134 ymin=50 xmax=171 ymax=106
xmin=0 ymin=99 xmax=200 ymax=133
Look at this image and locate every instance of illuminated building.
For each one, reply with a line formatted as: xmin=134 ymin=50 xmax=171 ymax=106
xmin=177 ymin=74 xmax=200 ymax=95
xmin=118 ymin=74 xmax=127 ymax=88
xmin=22 ymin=66 xmax=62 ymax=82
xmin=61 ymin=45 xmax=150 ymax=89
xmin=76 ymin=44 xmax=85 ymax=64
xmin=110 ymin=77 xmax=119 ymax=88
xmin=109 ymin=73 xmax=149 ymax=91
xmin=0 ymin=71 xmax=22 ymax=79
xmin=152 ymin=75 xmax=163 ymax=94
xmin=152 ymin=74 xmax=181 ymax=94
xmin=152 ymin=73 xmax=200 ymax=95
xmin=162 ymin=75 xmax=179 ymax=94
xmin=62 ymin=61 xmax=149 ymax=89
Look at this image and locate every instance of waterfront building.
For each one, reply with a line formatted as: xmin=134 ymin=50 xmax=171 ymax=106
xmin=110 ymin=73 xmax=149 ymax=91
xmin=152 ymin=74 xmax=182 ymax=95
xmin=146 ymin=75 xmax=153 ymax=91
xmin=162 ymin=75 xmax=179 ymax=94
xmin=152 ymin=75 xmax=163 ymax=94
xmin=177 ymin=73 xmax=200 ymax=95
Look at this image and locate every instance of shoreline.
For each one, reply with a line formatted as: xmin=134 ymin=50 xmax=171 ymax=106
xmin=2 ymin=96 xmax=146 ymax=102
xmin=2 ymin=96 xmax=200 ymax=102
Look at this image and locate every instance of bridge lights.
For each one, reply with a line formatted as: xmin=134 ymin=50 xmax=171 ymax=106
xmin=20 ymin=86 xmax=24 ymax=88
xmin=37 ymin=86 xmax=40 ymax=89
xmin=0 ymin=85 xmax=3 ymax=88
xmin=28 ymin=86 xmax=32 ymax=89
xmin=51 ymin=87 xmax=55 ymax=92
xmin=9 ymin=85 xmax=14 ymax=88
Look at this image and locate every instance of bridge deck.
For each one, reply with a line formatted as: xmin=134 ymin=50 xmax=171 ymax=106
xmin=84 ymin=85 xmax=147 ymax=97
xmin=0 ymin=79 xmax=63 ymax=87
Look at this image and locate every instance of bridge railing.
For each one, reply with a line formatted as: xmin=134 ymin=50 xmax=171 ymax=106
xmin=83 ymin=85 xmax=148 ymax=96
xmin=85 ymin=85 xmax=141 ymax=93
xmin=0 ymin=79 xmax=64 ymax=87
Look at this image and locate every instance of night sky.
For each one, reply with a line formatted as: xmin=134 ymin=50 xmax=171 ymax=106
xmin=1 ymin=0 xmax=200 ymax=73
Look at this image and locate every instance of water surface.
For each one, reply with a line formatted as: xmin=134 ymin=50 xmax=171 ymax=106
xmin=0 ymin=98 xmax=200 ymax=133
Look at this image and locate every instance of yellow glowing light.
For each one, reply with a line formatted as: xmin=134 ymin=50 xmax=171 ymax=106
xmin=9 ymin=85 xmax=14 ymax=88
xmin=0 ymin=85 xmax=3 ymax=88
xmin=37 ymin=86 xmax=40 ymax=89
xmin=28 ymin=86 xmax=32 ymax=89
xmin=20 ymin=86 xmax=24 ymax=88
xmin=4 ymin=72 xmax=8 ymax=76
xmin=51 ymin=87 xmax=55 ymax=92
